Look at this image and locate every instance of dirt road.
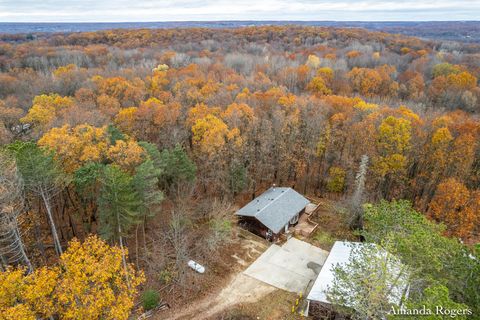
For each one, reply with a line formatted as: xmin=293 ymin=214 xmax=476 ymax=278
xmin=165 ymin=273 xmax=275 ymax=320
xmin=155 ymin=233 xmax=274 ymax=320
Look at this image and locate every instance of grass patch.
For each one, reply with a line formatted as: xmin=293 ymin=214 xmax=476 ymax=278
xmin=312 ymin=230 xmax=336 ymax=249
xmin=308 ymin=199 xmax=358 ymax=250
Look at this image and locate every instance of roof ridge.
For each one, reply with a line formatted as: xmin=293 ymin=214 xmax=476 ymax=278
xmin=254 ymin=187 xmax=290 ymax=218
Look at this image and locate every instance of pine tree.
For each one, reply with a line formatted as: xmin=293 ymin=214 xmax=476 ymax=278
xmin=138 ymin=141 xmax=162 ymax=168
xmin=132 ymin=159 xmax=164 ymax=261
xmin=98 ymin=164 xmax=141 ymax=284
xmin=133 ymin=159 xmax=163 ymax=219
xmin=73 ymin=162 xmax=105 ymax=233
xmin=158 ymin=144 xmax=196 ymax=190
xmin=98 ymin=165 xmax=141 ymax=241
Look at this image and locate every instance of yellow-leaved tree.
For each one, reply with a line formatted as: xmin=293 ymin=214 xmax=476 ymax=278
xmin=39 ymin=124 xmax=147 ymax=173
xmin=429 ymin=127 xmax=453 ymax=177
xmin=114 ymin=107 xmax=138 ymax=135
xmin=20 ymin=94 xmax=74 ymax=132
xmin=191 ymin=114 xmax=241 ymax=155
xmin=107 ymin=139 xmax=145 ymax=172
xmin=0 ymin=235 xmax=144 ymax=320
xmin=374 ymin=116 xmax=412 ymax=177
xmin=55 ymin=235 xmax=145 ymax=320
xmin=0 ymin=266 xmax=57 ymax=320
xmin=38 ymin=124 xmax=109 ymax=172
xmin=305 ymin=54 xmax=321 ymax=69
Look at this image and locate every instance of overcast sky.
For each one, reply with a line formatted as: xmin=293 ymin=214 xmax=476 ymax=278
xmin=0 ymin=0 xmax=479 ymax=22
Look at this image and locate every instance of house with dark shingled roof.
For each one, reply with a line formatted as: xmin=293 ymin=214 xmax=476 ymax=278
xmin=235 ymin=187 xmax=310 ymax=240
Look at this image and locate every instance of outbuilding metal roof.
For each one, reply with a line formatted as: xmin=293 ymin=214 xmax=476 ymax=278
xmin=307 ymin=241 xmax=408 ymax=307
xmin=235 ymin=187 xmax=310 ymax=234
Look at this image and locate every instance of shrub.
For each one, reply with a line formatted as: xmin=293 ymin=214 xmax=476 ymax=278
xmin=326 ymin=166 xmax=346 ymax=193
xmin=141 ymin=289 xmax=160 ymax=311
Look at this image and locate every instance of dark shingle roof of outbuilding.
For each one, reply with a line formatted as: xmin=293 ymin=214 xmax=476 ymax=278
xmin=235 ymin=187 xmax=310 ymax=234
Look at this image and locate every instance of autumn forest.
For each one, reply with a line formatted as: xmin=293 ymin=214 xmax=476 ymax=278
xmin=0 ymin=26 xmax=479 ymax=319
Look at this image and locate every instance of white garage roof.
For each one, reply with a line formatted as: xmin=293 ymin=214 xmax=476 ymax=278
xmin=307 ymin=241 xmax=408 ymax=306
xmin=307 ymin=241 xmax=352 ymax=303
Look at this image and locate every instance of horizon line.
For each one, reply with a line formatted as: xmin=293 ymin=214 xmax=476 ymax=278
xmin=1 ymin=19 xmax=479 ymax=24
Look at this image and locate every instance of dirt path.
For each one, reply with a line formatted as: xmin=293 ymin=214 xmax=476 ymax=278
xmin=164 ymin=273 xmax=275 ymax=320
xmin=155 ymin=232 xmax=273 ymax=320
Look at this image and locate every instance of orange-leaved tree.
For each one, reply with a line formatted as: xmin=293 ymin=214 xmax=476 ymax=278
xmin=429 ymin=178 xmax=479 ymax=239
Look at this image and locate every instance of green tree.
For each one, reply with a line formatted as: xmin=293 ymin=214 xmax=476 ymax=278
xmin=158 ymin=144 xmax=196 ymax=190
xmin=6 ymin=141 xmax=67 ymax=255
xmin=98 ymin=165 xmax=141 ymax=281
xmin=98 ymin=165 xmax=141 ymax=241
xmin=133 ymin=160 xmax=163 ymax=219
xmin=141 ymin=289 xmax=160 ymax=311
xmin=326 ymin=166 xmax=346 ymax=193
xmin=362 ymin=200 xmax=480 ymax=315
xmin=138 ymin=141 xmax=162 ymax=168
xmin=132 ymin=159 xmax=164 ymax=260
xmin=73 ymin=162 xmax=105 ymax=233
xmin=395 ymin=285 xmax=470 ymax=320
xmin=327 ymin=241 xmax=410 ymax=320
xmin=106 ymin=124 xmax=126 ymax=145
xmin=228 ymin=163 xmax=247 ymax=196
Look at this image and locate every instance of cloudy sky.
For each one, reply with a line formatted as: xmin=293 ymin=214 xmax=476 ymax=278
xmin=0 ymin=0 xmax=479 ymax=22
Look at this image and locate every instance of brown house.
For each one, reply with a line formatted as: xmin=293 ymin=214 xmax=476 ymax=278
xmin=235 ymin=187 xmax=310 ymax=240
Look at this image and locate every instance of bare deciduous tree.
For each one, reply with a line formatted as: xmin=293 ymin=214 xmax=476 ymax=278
xmin=349 ymin=154 xmax=369 ymax=230
xmin=167 ymin=211 xmax=191 ymax=292
xmin=0 ymin=152 xmax=32 ymax=271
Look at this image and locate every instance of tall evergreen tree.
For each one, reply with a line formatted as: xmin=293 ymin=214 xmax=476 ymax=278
xmin=132 ymin=159 xmax=164 ymax=261
xmin=98 ymin=165 xmax=141 ymax=284
xmin=73 ymin=162 xmax=105 ymax=233
xmin=349 ymin=154 xmax=369 ymax=229
xmin=98 ymin=165 xmax=141 ymax=242
xmin=133 ymin=159 xmax=163 ymax=219
xmin=158 ymin=144 xmax=196 ymax=190
xmin=138 ymin=141 xmax=162 ymax=168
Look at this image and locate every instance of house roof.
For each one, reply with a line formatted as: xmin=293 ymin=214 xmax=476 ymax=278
xmin=307 ymin=241 xmax=408 ymax=307
xmin=235 ymin=187 xmax=310 ymax=234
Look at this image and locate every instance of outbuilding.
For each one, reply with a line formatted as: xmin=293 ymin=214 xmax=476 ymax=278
xmin=306 ymin=241 xmax=409 ymax=317
xmin=235 ymin=187 xmax=310 ymax=240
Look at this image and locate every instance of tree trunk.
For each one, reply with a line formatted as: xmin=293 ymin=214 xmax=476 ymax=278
xmin=13 ymin=222 xmax=33 ymax=272
xmin=142 ymin=219 xmax=148 ymax=257
xmin=40 ymin=189 xmax=63 ymax=255
xmin=117 ymin=217 xmax=131 ymax=289
xmin=135 ymin=224 xmax=139 ymax=269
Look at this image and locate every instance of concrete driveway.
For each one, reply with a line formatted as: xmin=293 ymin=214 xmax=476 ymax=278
xmin=243 ymin=237 xmax=329 ymax=293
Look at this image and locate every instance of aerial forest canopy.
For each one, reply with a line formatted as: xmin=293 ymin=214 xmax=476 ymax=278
xmin=0 ymin=26 xmax=479 ymax=319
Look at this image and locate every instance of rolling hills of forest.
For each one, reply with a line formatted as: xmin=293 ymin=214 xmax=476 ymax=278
xmin=1 ymin=20 xmax=480 ymax=42
xmin=0 ymin=25 xmax=479 ymax=319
